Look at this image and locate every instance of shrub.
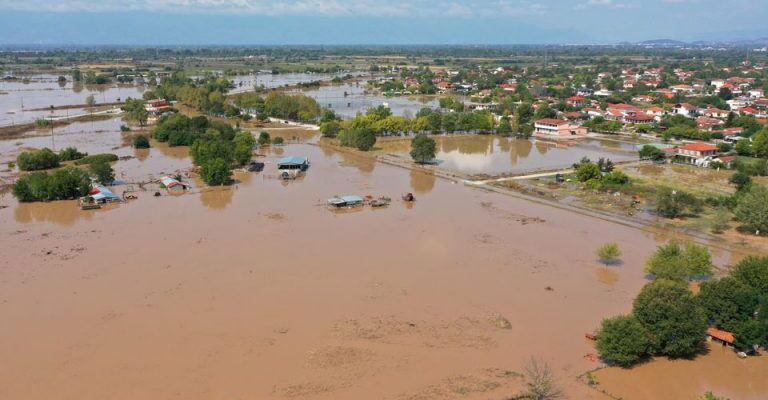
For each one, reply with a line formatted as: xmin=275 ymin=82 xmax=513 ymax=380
xmin=58 ymin=147 xmax=87 ymax=161
xmin=272 ymin=136 xmax=284 ymax=145
xmin=133 ymin=134 xmax=150 ymax=149
xmin=74 ymin=153 xmax=119 ymax=166
xmin=575 ymin=162 xmax=602 ymax=182
xmin=603 ymin=170 xmax=629 ymax=185
xmin=16 ymin=148 xmax=60 ymax=171
xmin=655 ymin=188 xmax=701 ymax=218
xmin=257 ymin=131 xmax=271 ymax=146
xmin=596 ymin=243 xmax=622 ymax=265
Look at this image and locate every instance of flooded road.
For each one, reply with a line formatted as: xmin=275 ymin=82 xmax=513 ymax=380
xmin=0 ymin=128 xmax=757 ymax=400
xmin=377 ymin=135 xmax=638 ymax=176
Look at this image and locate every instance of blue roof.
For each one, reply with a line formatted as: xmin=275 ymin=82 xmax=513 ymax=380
xmin=278 ymin=156 xmax=308 ymax=166
xmin=91 ymin=184 xmax=120 ymax=201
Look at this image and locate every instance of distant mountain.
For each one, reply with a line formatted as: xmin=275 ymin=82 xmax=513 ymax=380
xmin=639 ymin=39 xmax=688 ymax=47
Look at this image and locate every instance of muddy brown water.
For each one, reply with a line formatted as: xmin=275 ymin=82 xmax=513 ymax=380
xmin=376 ymin=135 xmax=637 ymax=176
xmin=0 ymin=129 xmax=760 ymax=399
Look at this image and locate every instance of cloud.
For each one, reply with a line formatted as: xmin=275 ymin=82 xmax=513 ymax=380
xmin=575 ymin=0 xmax=636 ymax=9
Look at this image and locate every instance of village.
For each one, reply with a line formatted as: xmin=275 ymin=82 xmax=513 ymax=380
xmin=1 ymin=44 xmax=768 ymax=400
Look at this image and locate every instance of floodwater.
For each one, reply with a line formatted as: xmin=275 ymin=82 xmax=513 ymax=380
xmin=377 ymin=135 xmax=638 ymax=176
xmin=594 ymin=344 xmax=768 ymax=400
xmin=0 ymin=128 xmax=760 ymax=400
xmin=299 ymin=83 xmax=443 ymax=119
xmin=0 ymin=74 xmax=146 ymax=126
xmin=227 ymin=71 xmax=369 ymax=94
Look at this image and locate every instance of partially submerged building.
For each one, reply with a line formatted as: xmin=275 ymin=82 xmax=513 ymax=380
xmin=533 ymin=118 xmax=588 ymax=138
xmin=277 ymin=156 xmax=309 ymax=179
xmin=160 ymin=176 xmax=190 ymax=193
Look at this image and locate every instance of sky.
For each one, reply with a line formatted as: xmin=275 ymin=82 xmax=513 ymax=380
xmin=0 ymin=0 xmax=767 ymax=46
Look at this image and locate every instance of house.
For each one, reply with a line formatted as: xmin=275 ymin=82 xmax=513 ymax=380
xmin=533 ymin=118 xmax=588 ymax=137
xmin=566 ymin=96 xmax=585 ymax=107
xmin=702 ymin=107 xmax=730 ymax=119
xmin=625 ymin=114 xmax=656 ymax=124
xmin=499 ymin=83 xmax=516 ymax=92
xmin=277 ymin=156 xmax=310 ymax=180
xmin=697 ymin=117 xmax=725 ymax=130
xmin=738 ymin=106 xmax=763 ymax=117
xmin=677 ymin=142 xmax=718 ymax=164
xmin=436 ymin=82 xmax=453 ymax=93
xmin=576 ymin=87 xmax=594 ymax=97
xmin=672 ymin=103 xmax=698 ymax=118
xmin=89 ymin=184 xmax=121 ymax=202
xmin=160 ymin=176 xmax=190 ymax=192
xmin=563 ymin=111 xmax=586 ymax=121
xmin=707 ymin=327 xmax=735 ymax=348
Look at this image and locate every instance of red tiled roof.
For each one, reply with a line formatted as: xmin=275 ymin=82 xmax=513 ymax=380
xmin=707 ymin=327 xmax=735 ymax=344
xmin=567 ymin=96 xmax=585 ymax=101
xmin=680 ymin=142 xmax=718 ymax=152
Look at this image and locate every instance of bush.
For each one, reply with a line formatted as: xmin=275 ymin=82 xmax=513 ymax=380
xmin=575 ymin=162 xmax=602 ymax=182
xmin=257 ymin=131 xmax=271 ymax=146
xmin=200 ymin=158 xmax=232 ymax=185
xmin=74 ymin=153 xmax=119 ymax=166
xmin=133 ymin=134 xmax=150 ymax=149
xmin=655 ymin=188 xmax=701 ymax=218
xmin=12 ymin=167 xmax=91 ymax=202
xmin=320 ymin=120 xmax=342 ymax=138
xmin=729 ymin=172 xmax=752 ymax=191
xmin=638 ymin=145 xmax=666 ymax=161
xmin=596 ymin=315 xmax=651 ymax=367
xmin=596 ymin=243 xmax=622 ymax=265
xmin=120 ymin=124 xmax=131 ymax=132
xmin=272 ymin=136 xmax=284 ymax=145
xmin=645 ymin=241 xmax=713 ymax=281
xmin=16 ymin=148 xmax=60 ymax=171
xmin=233 ymin=131 xmax=256 ymax=165
xmin=410 ymin=134 xmax=437 ymax=163
xmin=58 ymin=147 xmax=87 ymax=162
xmin=603 ymin=170 xmax=629 ymax=185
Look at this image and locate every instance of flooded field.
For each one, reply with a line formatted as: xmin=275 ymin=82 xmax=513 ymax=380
xmin=298 ymin=83 xmax=442 ymax=119
xmin=228 ymin=71 xmax=369 ymax=94
xmin=0 ymin=74 xmax=146 ymax=126
xmin=0 ymin=125 xmax=762 ymax=400
xmin=376 ymin=135 xmax=638 ymax=176
xmin=594 ymin=344 xmax=768 ymax=400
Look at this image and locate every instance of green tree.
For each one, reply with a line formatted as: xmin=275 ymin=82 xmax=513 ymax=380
xmin=596 ymin=315 xmax=651 ymax=367
xmin=734 ymin=320 xmax=767 ymax=353
xmin=731 ymin=256 xmax=768 ymax=293
xmin=85 ymin=94 xmax=96 ymax=107
xmin=200 ymin=158 xmax=232 ymax=186
xmin=655 ymin=188 xmax=701 ymax=218
xmin=191 ymin=138 xmax=234 ymax=167
xmin=89 ymin=160 xmax=115 ymax=184
xmin=596 ymin=242 xmax=622 ymax=265
xmin=645 ymin=241 xmax=713 ymax=281
xmin=638 ymin=145 xmax=666 ymax=161
xmin=233 ymin=131 xmax=256 ymax=166
xmin=72 ymin=69 xmax=82 ymax=82
xmin=729 ymin=172 xmax=753 ymax=191
xmin=58 ymin=147 xmax=87 ymax=161
xmin=632 ymin=279 xmax=707 ymax=357
xmin=319 ymin=120 xmax=342 ymax=138
xmin=734 ymin=185 xmax=768 ymax=234
xmin=697 ymin=277 xmax=759 ymax=331
xmin=752 ymin=130 xmax=768 ymax=158
xmin=497 ymin=117 xmax=512 ymax=136
xmin=410 ymin=134 xmax=437 ymax=164
xmin=12 ymin=168 xmax=90 ymax=202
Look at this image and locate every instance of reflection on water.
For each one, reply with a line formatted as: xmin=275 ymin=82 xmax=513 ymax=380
xmin=410 ymin=169 xmax=436 ymax=194
xmin=379 ymin=135 xmax=637 ymax=176
xmin=595 ymin=267 xmax=619 ymax=286
xmin=199 ymin=187 xmax=234 ymax=210
xmin=14 ymin=200 xmax=96 ymax=226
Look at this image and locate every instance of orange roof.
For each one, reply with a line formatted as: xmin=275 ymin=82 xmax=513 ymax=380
xmin=707 ymin=327 xmax=735 ymax=344
xmin=680 ymin=142 xmax=718 ymax=152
